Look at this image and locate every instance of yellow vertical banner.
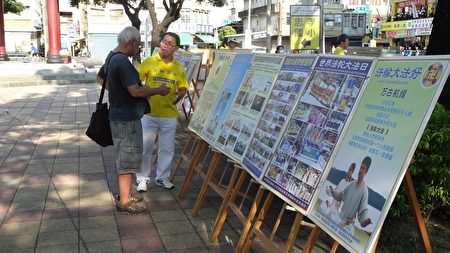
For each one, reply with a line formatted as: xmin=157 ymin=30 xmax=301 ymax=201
xmin=290 ymin=5 xmax=321 ymax=50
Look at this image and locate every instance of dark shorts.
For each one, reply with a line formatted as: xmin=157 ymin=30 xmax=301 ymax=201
xmin=110 ymin=120 xmax=143 ymax=175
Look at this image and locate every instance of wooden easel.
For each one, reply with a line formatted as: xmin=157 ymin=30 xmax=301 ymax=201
xmin=170 ymin=132 xmax=196 ymax=181
xmin=191 ymin=148 xmax=228 ymax=217
xmin=209 ymin=165 xmax=266 ymax=252
xmin=178 ymin=137 xmax=209 ymax=198
xmin=394 ymin=170 xmax=431 ymax=252
xmin=240 ymin=191 xmax=322 ymax=253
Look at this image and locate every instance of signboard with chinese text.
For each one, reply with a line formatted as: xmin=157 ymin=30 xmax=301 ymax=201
xmin=214 ymin=54 xmax=285 ymax=162
xmin=262 ymin=56 xmax=375 ymax=212
xmin=290 ymin=5 xmax=321 ymax=50
xmin=242 ymin=55 xmax=318 ymax=178
xmin=308 ymin=56 xmax=450 ymax=253
xmin=189 ymin=52 xmax=236 ymax=135
xmin=380 ymin=18 xmax=432 ymax=31
xmin=173 ymin=50 xmax=202 ymax=84
xmin=201 ymin=54 xmax=254 ymax=144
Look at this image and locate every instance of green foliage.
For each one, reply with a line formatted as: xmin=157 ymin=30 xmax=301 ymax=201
xmin=70 ymin=0 xmax=122 ymax=7
xmin=71 ymin=0 xmax=225 ymax=8
xmin=388 ymin=103 xmax=450 ymax=220
xmin=197 ymin=0 xmax=225 ymax=7
xmin=4 ymin=0 xmax=25 ymax=14
xmin=218 ymin=26 xmax=236 ymax=45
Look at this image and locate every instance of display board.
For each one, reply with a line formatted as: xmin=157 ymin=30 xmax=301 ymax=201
xmin=201 ymin=54 xmax=254 ymax=145
xmin=290 ymin=5 xmax=321 ymax=50
xmin=261 ymin=56 xmax=376 ymax=212
xmin=188 ymin=53 xmax=450 ymax=253
xmin=214 ymin=54 xmax=286 ymax=162
xmin=151 ymin=47 xmax=201 ymax=83
xmin=188 ymin=52 xmax=236 ymax=135
xmin=242 ymin=55 xmax=318 ymax=178
xmin=173 ymin=49 xmax=202 ymax=84
xmin=308 ymin=56 xmax=450 ymax=253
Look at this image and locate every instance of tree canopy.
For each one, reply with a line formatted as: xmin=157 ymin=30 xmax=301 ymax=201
xmin=5 ymin=0 xmax=25 ymax=14
xmin=427 ymin=0 xmax=450 ymax=109
xmin=70 ymin=0 xmax=226 ymax=58
xmin=218 ymin=25 xmax=236 ymax=45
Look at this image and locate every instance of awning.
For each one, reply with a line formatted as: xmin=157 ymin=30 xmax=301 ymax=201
xmin=194 ymin=34 xmax=219 ymax=44
xmin=177 ymin=33 xmax=193 ymax=46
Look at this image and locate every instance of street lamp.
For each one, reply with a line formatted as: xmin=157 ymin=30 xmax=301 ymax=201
xmin=244 ymin=0 xmax=252 ymax=48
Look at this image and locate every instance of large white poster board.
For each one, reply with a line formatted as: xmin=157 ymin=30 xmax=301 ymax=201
xmin=242 ymin=55 xmax=318 ymax=178
xmin=214 ymin=55 xmax=286 ymax=162
xmin=261 ymin=56 xmax=376 ymax=212
xmin=308 ymin=56 xmax=450 ymax=253
xmin=202 ymin=54 xmax=254 ymax=145
xmin=189 ymin=52 xmax=236 ymax=135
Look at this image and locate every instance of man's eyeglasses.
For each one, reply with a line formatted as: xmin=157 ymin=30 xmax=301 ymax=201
xmin=160 ymin=40 xmax=177 ymax=49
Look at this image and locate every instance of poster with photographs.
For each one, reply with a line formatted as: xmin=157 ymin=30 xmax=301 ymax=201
xmin=263 ymin=56 xmax=375 ymax=211
xmin=215 ymin=55 xmax=286 ymax=162
xmin=173 ymin=50 xmax=202 ymax=82
xmin=309 ymin=57 xmax=450 ymax=253
xmin=242 ymin=55 xmax=318 ymax=178
xmin=154 ymin=48 xmax=201 ymax=83
xmin=201 ymin=54 xmax=254 ymax=144
xmin=189 ymin=52 xmax=236 ymax=135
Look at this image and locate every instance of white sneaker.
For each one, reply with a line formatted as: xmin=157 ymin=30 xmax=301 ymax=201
xmin=136 ymin=179 xmax=148 ymax=192
xmin=155 ymin=179 xmax=174 ymax=190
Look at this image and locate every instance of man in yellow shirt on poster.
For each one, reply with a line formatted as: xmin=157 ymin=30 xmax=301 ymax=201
xmin=136 ymin=32 xmax=188 ymax=191
xmin=334 ymin=34 xmax=350 ymax=55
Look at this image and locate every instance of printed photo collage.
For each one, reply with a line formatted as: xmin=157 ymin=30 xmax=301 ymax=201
xmin=190 ymin=54 xmax=373 ymax=214
xmin=263 ymin=69 xmax=366 ymax=210
xmin=243 ymin=66 xmax=311 ymax=178
xmin=214 ymin=54 xmax=286 ymax=162
xmin=217 ymin=71 xmax=276 ymax=160
xmin=201 ymin=53 xmax=254 ymax=144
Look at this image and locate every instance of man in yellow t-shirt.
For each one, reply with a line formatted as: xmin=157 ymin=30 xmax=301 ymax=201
xmin=136 ymin=32 xmax=188 ymax=191
xmin=334 ymin=34 xmax=350 ymax=55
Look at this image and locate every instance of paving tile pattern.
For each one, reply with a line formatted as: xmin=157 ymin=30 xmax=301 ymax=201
xmin=0 ymin=84 xmax=331 ymax=253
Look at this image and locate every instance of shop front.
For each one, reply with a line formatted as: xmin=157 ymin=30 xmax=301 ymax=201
xmin=380 ymin=0 xmax=437 ymax=56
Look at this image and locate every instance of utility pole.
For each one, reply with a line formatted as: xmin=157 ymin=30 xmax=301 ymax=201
xmin=245 ymin=0 xmax=252 ymax=49
xmin=277 ymin=1 xmax=282 ymax=46
xmin=42 ymin=0 xmax=48 ymax=58
xmin=319 ymin=0 xmax=324 ymax=53
xmin=266 ymin=0 xmax=272 ymax=53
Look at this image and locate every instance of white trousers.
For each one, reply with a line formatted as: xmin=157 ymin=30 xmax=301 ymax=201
xmin=136 ymin=115 xmax=177 ymax=182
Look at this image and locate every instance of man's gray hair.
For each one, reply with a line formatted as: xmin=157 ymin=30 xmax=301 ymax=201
xmin=117 ymin=26 xmax=140 ymax=44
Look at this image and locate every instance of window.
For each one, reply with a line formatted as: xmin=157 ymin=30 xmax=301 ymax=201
xmin=194 ymin=10 xmax=198 ymax=23
xmin=325 ymin=15 xmax=335 ymax=28
xmin=335 ymin=14 xmax=342 ymax=26
xmin=180 ymin=9 xmax=190 ymax=23
xmin=325 ymin=14 xmax=342 ymax=28
xmin=110 ymin=9 xmax=123 ymax=21
xmin=351 ymin=14 xmax=357 ymax=28
xmin=358 ymin=14 xmax=364 ymax=27
xmin=91 ymin=8 xmax=105 ymax=22
xmin=343 ymin=14 xmax=351 ymax=27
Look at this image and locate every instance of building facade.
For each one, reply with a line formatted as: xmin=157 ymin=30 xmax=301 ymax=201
xmin=232 ymin=0 xmax=389 ymax=53
xmin=4 ymin=0 xmax=229 ymax=59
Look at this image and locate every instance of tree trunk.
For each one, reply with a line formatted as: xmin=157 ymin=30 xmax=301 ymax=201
xmin=147 ymin=0 xmax=183 ymax=54
xmin=426 ymin=0 xmax=450 ymax=109
xmin=121 ymin=0 xmax=143 ymax=65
